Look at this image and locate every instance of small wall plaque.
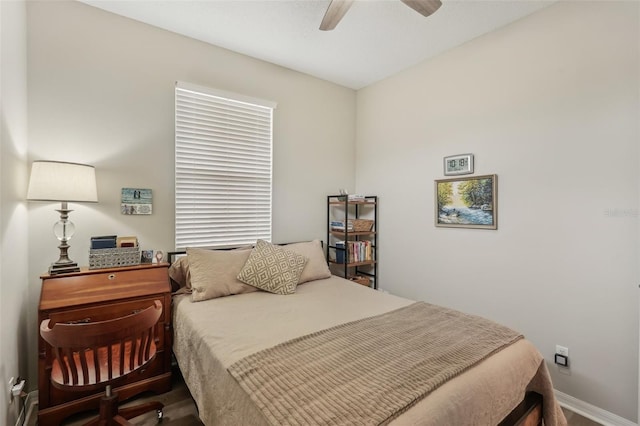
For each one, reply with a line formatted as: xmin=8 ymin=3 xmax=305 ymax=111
xmin=121 ymin=188 xmax=152 ymax=215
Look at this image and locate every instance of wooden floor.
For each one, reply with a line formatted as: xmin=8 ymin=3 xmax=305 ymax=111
xmin=562 ymin=409 xmax=603 ymax=426
xmin=35 ymin=369 xmax=602 ymax=426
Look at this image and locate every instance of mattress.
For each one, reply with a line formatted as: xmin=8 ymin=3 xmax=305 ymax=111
xmin=172 ymin=275 xmax=565 ymax=425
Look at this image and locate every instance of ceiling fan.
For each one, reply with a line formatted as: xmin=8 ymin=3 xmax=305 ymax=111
xmin=320 ymin=0 xmax=442 ymax=31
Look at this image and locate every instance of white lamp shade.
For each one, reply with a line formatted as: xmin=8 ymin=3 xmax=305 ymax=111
xmin=27 ymin=161 xmax=98 ymax=203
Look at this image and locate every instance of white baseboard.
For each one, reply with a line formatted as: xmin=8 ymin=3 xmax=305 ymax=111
xmin=555 ymin=389 xmax=637 ymax=426
xmin=13 ymin=406 xmax=24 ymax=426
xmin=17 ymin=390 xmax=38 ymax=426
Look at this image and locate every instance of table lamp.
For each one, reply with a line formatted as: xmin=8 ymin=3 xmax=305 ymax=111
xmin=27 ymin=160 xmax=98 ymax=274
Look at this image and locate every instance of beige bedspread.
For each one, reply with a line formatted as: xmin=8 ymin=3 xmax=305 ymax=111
xmin=173 ymin=276 xmax=566 ymax=426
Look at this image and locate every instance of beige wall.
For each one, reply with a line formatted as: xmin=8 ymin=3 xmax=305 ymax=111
xmin=0 ymin=0 xmax=30 ymax=424
xmin=18 ymin=0 xmax=640 ymax=422
xmin=356 ymin=1 xmax=639 ymax=421
xmin=26 ymin=0 xmax=355 ymax=390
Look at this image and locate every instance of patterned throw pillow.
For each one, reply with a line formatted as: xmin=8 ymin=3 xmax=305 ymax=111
xmin=237 ymin=239 xmax=307 ymax=295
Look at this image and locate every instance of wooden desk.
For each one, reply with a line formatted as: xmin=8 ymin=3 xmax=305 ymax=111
xmin=37 ymin=264 xmax=173 ymax=426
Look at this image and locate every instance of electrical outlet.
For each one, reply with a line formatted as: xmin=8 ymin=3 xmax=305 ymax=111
xmin=11 ymin=379 xmax=25 ymax=397
xmin=555 ymin=345 xmax=569 ymax=357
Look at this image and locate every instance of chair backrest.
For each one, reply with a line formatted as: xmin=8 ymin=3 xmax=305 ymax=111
xmin=40 ymin=300 xmax=163 ymax=392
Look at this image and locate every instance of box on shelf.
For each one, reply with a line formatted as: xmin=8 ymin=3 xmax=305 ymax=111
xmin=116 ymin=235 xmax=138 ymax=248
xmin=89 ymin=247 xmax=140 ymax=269
xmin=352 ymin=219 xmax=374 ymax=232
xmin=330 ymin=219 xmax=373 ymax=232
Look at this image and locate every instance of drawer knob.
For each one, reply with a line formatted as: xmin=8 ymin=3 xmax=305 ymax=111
xmin=108 ymin=274 xmax=116 ymax=280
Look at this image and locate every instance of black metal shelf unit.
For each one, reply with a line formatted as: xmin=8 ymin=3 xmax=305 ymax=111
xmin=326 ymin=195 xmax=378 ymax=289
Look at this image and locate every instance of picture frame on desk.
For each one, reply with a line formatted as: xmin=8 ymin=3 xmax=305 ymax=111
xmin=141 ymin=250 xmax=153 ymax=264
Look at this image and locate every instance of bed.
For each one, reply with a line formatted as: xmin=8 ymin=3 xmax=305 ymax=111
xmin=169 ymin=240 xmax=567 ymax=426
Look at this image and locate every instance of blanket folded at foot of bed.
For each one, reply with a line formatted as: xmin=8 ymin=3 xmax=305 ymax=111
xmin=228 ymin=301 xmax=523 ymax=426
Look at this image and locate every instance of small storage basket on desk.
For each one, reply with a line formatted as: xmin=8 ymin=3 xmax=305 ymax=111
xmin=89 ymin=247 xmax=140 ymax=269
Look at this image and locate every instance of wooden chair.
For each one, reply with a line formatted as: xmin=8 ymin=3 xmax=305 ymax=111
xmin=40 ymin=300 xmax=165 ymax=425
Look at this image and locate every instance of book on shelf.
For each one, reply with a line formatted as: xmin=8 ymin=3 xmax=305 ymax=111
xmin=335 ymin=241 xmax=345 ymax=263
xmin=334 ymin=240 xmax=372 ymax=264
xmin=330 ymin=220 xmax=354 ymax=231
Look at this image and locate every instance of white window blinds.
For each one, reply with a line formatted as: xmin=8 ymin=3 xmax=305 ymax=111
xmin=175 ymin=82 xmax=275 ymax=249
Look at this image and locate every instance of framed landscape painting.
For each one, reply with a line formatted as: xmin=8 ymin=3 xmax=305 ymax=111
xmin=435 ymin=174 xmax=497 ymax=229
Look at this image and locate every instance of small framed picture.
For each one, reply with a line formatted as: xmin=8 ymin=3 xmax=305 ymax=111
xmin=435 ymin=174 xmax=497 ymax=229
xmin=121 ymin=188 xmax=153 ymax=215
xmin=141 ymin=250 xmax=154 ymax=264
xmin=444 ymin=154 xmax=474 ymax=176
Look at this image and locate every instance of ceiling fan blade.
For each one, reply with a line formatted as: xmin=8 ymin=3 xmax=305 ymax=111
xmin=400 ymin=0 xmax=442 ymax=17
xmin=320 ymin=0 xmax=354 ymax=31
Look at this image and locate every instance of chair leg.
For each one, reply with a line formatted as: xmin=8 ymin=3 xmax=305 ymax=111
xmin=84 ymin=386 xmax=131 ymax=426
xmin=83 ymin=418 xmax=101 ymax=426
xmin=84 ymin=386 xmax=164 ymax=426
xmin=118 ymin=401 xmax=164 ymax=421
xmin=113 ymin=415 xmax=131 ymax=425
xmin=84 ymin=387 xmax=120 ymax=426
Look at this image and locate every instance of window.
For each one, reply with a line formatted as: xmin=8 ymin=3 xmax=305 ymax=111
xmin=175 ymin=82 xmax=276 ymax=249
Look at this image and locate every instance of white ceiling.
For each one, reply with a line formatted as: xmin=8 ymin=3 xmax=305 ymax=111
xmin=80 ymin=0 xmax=555 ymax=90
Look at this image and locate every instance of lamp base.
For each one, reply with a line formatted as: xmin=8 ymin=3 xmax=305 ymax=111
xmin=49 ymin=262 xmax=80 ymax=275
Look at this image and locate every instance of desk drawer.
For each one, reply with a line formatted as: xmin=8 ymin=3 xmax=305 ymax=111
xmin=39 ymin=266 xmax=170 ymax=311
xmin=47 ymin=297 xmax=167 ymax=326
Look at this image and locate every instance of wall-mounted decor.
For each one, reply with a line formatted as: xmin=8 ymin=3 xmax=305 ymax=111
xmin=435 ymin=174 xmax=497 ymax=229
xmin=443 ymin=153 xmax=474 ymax=176
xmin=121 ymin=188 xmax=152 ymax=215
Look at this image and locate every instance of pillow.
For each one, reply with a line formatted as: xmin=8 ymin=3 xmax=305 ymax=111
xmin=283 ymin=240 xmax=332 ymax=284
xmin=237 ymin=239 xmax=307 ymax=295
xmin=187 ymin=247 xmax=258 ymax=302
xmin=168 ymin=255 xmax=191 ymax=292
